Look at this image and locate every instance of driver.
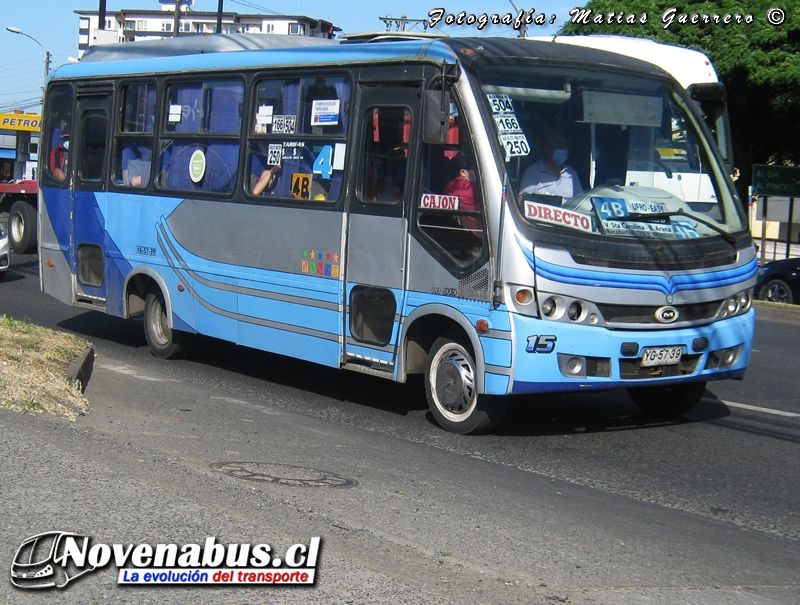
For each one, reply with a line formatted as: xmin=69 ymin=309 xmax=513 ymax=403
xmin=518 ymin=130 xmax=583 ymax=204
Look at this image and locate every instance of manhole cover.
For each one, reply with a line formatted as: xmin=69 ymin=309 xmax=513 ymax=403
xmin=211 ymin=462 xmax=358 ymax=488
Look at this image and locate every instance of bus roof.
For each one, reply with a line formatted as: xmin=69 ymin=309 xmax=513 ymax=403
xmin=528 ymin=35 xmax=719 ymax=89
xmin=53 ymin=36 xmax=668 ymax=83
xmin=79 ymin=33 xmax=336 ymax=63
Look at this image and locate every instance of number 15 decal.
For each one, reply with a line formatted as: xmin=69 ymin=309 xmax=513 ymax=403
xmin=526 ymin=335 xmax=557 ymax=354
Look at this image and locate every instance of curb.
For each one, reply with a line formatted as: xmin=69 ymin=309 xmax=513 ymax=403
xmin=67 ymin=346 xmax=95 ymax=393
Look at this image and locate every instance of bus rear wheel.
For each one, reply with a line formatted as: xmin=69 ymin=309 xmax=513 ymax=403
xmin=627 ymin=381 xmax=707 ymax=417
xmin=424 ymin=335 xmax=508 ymax=434
xmin=144 ymin=288 xmax=194 ymax=359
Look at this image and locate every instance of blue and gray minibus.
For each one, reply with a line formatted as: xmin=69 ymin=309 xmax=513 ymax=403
xmin=39 ymin=34 xmax=756 ymax=434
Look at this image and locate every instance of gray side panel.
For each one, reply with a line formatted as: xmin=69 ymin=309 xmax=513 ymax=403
xmin=347 ymin=214 xmax=406 ymax=289
xmin=39 ymin=198 xmax=74 ymax=307
xmin=406 ymin=237 xmax=490 ymax=299
xmin=165 ymin=199 xmax=344 ymax=275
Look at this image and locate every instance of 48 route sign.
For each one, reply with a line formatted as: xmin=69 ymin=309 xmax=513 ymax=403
xmin=752 ymin=164 xmax=800 ymax=197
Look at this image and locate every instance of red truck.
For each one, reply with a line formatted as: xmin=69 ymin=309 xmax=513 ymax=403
xmin=0 ymin=180 xmax=38 ymax=254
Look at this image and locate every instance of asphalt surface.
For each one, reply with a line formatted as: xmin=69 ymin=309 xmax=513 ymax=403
xmin=1 ymin=251 xmax=799 ymax=604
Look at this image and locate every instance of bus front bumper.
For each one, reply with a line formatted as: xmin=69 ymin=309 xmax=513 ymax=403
xmin=508 ymin=310 xmax=754 ymax=395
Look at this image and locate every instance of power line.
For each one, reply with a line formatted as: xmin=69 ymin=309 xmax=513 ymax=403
xmin=227 ymin=0 xmax=280 ymax=16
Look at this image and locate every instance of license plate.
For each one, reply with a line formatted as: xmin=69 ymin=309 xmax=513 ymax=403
xmin=640 ymin=346 xmax=683 ymax=367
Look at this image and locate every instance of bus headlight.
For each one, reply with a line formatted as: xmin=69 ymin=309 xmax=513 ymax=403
xmin=718 ymin=288 xmax=753 ymax=319
xmin=541 ymin=297 xmax=557 ymax=317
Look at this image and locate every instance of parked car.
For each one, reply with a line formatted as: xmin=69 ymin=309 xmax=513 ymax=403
xmin=755 ymin=257 xmax=800 ymax=304
xmin=0 ymin=221 xmax=9 ymax=280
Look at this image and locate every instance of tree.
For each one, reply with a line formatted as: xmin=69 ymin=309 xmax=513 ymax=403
xmin=558 ymin=0 xmax=800 ymax=201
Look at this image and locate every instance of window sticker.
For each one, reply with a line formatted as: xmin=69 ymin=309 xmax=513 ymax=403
xmin=291 ymin=173 xmax=312 ymax=199
xmin=420 ymin=193 xmax=461 ymax=210
xmin=493 ymin=113 xmax=522 ymax=134
xmin=312 ymin=145 xmax=333 ymax=179
xmin=590 ymin=197 xmax=700 ymax=239
xmin=168 ymin=104 xmax=182 ymax=123
xmin=524 ymin=201 xmax=592 ymax=232
xmin=189 ymin=149 xmax=206 ymax=183
xmin=282 ymin=141 xmax=306 ymax=161
xmin=256 ymin=105 xmax=273 ymax=134
xmin=266 ymin=144 xmax=282 ymax=166
xmin=486 ymin=93 xmax=514 ymax=114
xmin=272 ymin=115 xmax=297 ymax=135
xmin=311 ymin=100 xmax=340 ymax=126
xmin=500 ymin=133 xmax=530 ymax=158
xmin=333 ymin=143 xmax=346 ymax=171
xmin=592 ymin=197 xmax=672 ymax=238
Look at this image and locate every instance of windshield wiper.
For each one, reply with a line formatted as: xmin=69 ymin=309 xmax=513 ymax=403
xmin=614 ymin=209 xmax=738 ymax=246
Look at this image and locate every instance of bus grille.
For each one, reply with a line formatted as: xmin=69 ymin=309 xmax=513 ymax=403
xmin=597 ymin=301 xmax=721 ymax=325
xmin=459 ymin=269 xmax=490 ymax=301
xmin=571 ymin=252 xmax=736 ymax=271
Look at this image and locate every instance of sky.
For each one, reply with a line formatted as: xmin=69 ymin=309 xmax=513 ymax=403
xmin=0 ymin=0 xmax=580 ymax=113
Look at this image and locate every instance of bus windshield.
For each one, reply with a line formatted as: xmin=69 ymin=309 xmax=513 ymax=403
xmin=479 ymin=65 xmax=748 ymax=242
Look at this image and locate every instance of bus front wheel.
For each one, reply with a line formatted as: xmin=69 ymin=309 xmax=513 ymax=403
xmin=424 ymin=335 xmax=508 ymax=435
xmin=144 ymin=289 xmax=194 ymax=359
xmin=627 ymin=381 xmax=707 ymax=417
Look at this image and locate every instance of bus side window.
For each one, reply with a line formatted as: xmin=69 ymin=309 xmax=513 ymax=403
xmin=246 ymin=76 xmax=350 ymax=202
xmin=418 ymin=106 xmax=485 ymax=265
xmin=44 ymin=85 xmax=73 ymax=185
xmin=362 ymin=107 xmax=410 ymax=203
xmin=158 ymin=80 xmax=243 ymax=195
xmin=114 ymin=83 xmax=156 ymax=187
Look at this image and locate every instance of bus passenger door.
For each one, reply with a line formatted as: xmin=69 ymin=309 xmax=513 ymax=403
xmin=344 ymin=84 xmax=420 ymax=373
xmin=72 ymin=90 xmax=112 ymax=308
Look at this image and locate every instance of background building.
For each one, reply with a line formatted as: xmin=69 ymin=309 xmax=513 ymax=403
xmin=76 ymin=1 xmax=340 ymax=55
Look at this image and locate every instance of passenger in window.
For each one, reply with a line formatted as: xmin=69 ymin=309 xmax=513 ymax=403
xmin=518 ymin=130 xmax=583 ymax=204
xmin=50 ymin=132 xmax=69 ymax=181
xmin=443 ymin=153 xmax=481 ymax=234
xmin=121 ymin=144 xmax=151 ymax=187
xmin=127 ymin=158 xmax=149 ymax=187
xmin=250 ymin=140 xmax=282 ymax=195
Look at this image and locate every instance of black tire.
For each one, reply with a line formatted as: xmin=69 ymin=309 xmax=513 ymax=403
xmin=8 ymin=200 xmax=37 ymax=254
xmin=759 ymin=278 xmax=794 ymax=304
xmin=628 ymin=381 xmax=707 ymax=417
xmin=424 ymin=334 xmax=509 ymax=434
xmin=143 ymin=288 xmax=194 ymax=359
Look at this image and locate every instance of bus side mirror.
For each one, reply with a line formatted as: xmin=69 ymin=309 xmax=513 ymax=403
xmin=423 ymin=90 xmax=450 ymax=144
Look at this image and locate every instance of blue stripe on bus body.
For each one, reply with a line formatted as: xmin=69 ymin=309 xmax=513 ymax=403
xmin=512 ymin=367 xmax=747 ymax=394
xmin=516 ymin=238 xmax=758 ymax=295
xmin=157 ymin=224 xmax=340 ymax=344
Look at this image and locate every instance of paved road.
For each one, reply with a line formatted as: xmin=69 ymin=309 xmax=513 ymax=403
xmin=1 ymin=251 xmax=799 ymax=604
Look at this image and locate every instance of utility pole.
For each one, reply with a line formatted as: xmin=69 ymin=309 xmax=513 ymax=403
xmin=508 ymin=0 xmax=527 ymax=38
xmin=98 ymin=0 xmax=107 ymax=30
xmin=217 ymin=0 xmax=224 ymax=33
xmin=174 ymin=0 xmax=182 ymax=37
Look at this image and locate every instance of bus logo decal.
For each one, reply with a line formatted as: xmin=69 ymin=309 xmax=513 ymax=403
xmin=655 ymin=306 xmax=679 ymax=323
